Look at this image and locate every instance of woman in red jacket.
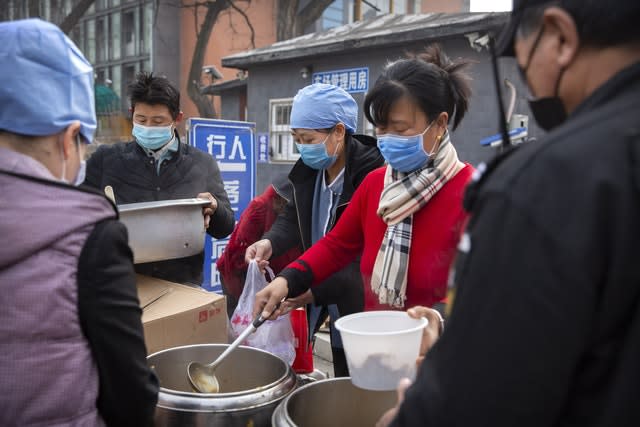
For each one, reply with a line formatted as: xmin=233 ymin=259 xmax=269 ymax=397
xmin=254 ymin=44 xmax=474 ymax=316
xmin=217 ymin=175 xmax=301 ymax=316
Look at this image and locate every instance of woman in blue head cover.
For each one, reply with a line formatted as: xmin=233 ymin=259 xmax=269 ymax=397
xmin=246 ymin=83 xmax=385 ymax=377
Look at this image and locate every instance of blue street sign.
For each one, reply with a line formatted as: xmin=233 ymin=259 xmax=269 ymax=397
xmin=187 ymin=118 xmax=256 ymax=293
xmin=312 ymin=67 xmax=369 ymax=94
xmin=257 ymin=133 xmax=269 ymax=163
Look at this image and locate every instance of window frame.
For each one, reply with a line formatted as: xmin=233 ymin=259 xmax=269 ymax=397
xmin=268 ymin=98 xmax=299 ymax=163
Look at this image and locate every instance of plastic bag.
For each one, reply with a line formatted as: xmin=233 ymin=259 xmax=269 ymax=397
xmin=230 ymin=260 xmax=296 ymax=365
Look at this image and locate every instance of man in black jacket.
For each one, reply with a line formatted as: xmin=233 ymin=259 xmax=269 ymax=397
xmin=85 ymin=72 xmax=234 ymax=285
xmin=380 ymin=1 xmax=640 ymax=426
xmin=246 ymin=84 xmax=385 ymax=376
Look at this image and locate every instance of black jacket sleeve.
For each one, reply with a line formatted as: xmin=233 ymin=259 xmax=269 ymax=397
xmin=206 ymin=155 xmax=235 ymax=238
xmin=263 ymin=199 xmax=303 ymax=258
xmin=309 ymin=260 xmax=363 ymax=316
xmin=77 ymin=219 xmax=159 ymax=427
xmin=83 ymin=145 xmax=104 ymax=190
xmin=390 ymin=193 xmax=598 ymax=427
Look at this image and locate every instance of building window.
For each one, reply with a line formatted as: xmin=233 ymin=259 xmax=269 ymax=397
xmin=96 ymin=16 xmax=108 ymax=63
xmin=122 ymin=8 xmax=137 ymax=57
xmin=85 ymin=19 xmax=96 ymax=63
xmin=363 ymin=116 xmax=376 ymax=137
xmin=269 ymin=99 xmax=299 ymax=162
xmin=142 ymin=4 xmax=153 ymax=54
xmin=319 ymin=0 xmax=417 ymax=30
xmin=322 ymin=0 xmax=345 ymax=30
xmin=111 ymin=12 xmax=121 ymax=60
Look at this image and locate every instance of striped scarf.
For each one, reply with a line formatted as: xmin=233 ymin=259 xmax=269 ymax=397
xmin=371 ymin=132 xmax=463 ymax=307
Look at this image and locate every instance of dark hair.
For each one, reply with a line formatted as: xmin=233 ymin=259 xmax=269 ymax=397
xmin=128 ymin=72 xmax=180 ymax=119
xmin=364 ymin=44 xmax=472 ymax=131
xmin=518 ymin=0 xmax=640 ymax=47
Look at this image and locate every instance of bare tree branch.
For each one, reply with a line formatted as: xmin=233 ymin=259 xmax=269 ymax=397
xmin=227 ymin=0 xmax=255 ymax=49
xmin=276 ymin=0 xmax=298 ymax=41
xmin=186 ymin=0 xmax=229 ymax=117
xmin=59 ymin=0 xmax=96 ymax=34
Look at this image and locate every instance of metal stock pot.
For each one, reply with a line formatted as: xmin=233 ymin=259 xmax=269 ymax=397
xmin=148 ymin=344 xmax=297 ymax=427
xmin=271 ymin=377 xmax=396 ymax=427
xmin=118 ymin=198 xmax=210 ymax=264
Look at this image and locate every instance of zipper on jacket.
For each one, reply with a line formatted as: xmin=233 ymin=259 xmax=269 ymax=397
xmin=328 ymin=201 xmax=349 ymax=231
xmin=291 ymin=180 xmax=309 ymax=250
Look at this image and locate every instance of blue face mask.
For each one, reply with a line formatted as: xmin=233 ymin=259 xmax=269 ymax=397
xmin=377 ymin=122 xmax=435 ymax=173
xmin=133 ymin=123 xmax=174 ymax=150
xmin=295 ymin=132 xmax=338 ymax=170
xmin=73 ymin=160 xmax=86 ymax=186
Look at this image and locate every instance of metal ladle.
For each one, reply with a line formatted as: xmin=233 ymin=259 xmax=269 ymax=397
xmin=187 ymin=301 xmax=283 ymax=393
xmin=104 ymin=185 xmax=115 ymax=204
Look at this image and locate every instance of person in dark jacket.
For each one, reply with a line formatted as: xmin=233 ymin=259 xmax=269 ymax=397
xmin=217 ymin=175 xmax=301 ymax=316
xmin=0 ymin=19 xmax=157 ymax=427
xmin=85 ymin=72 xmax=234 ymax=285
xmin=246 ymin=84 xmax=385 ymax=376
xmin=377 ymin=1 xmax=640 ymax=426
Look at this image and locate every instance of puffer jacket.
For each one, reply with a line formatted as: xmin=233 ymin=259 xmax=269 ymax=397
xmin=84 ymin=134 xmax=235 ymax=284
xmin=0 ymin=147 xmax=158 ymax=426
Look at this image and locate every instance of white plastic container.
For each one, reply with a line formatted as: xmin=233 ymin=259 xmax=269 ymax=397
xmin=335 ymin=311 xmax=428 ymax=391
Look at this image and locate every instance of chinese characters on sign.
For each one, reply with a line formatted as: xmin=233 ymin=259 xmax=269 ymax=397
xmin=257 ymin=133 xmax=269 ymax=163
xmin=312 ymin=67 xmax=369 ymax=94
xmin=188 ymin=119 xmax=256 ymax=292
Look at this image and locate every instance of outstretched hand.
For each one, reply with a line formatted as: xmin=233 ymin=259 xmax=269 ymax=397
xmin=253 ymin=276 xmax=289 ymax=320
xmin=245 ymin=238 xmax=273 ymax=271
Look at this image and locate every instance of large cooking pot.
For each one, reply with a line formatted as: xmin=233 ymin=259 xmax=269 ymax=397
xmin=272 ymin=377 xmax=396 ymax=427
xmin=118 ymin=198 xmax=210 ymax=264
xmin=148 ymin=344 xmax=297 ymax=427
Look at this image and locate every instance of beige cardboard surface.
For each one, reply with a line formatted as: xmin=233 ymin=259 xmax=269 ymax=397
xmin=136 ymin=275 xmax=228 ymax=355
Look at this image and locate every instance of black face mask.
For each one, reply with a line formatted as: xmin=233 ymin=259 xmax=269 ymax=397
xmin=519 ymin=26 xmax=568 ymax=131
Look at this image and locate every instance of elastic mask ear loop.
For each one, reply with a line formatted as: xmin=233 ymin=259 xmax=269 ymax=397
xmin=553 ymin=66 xmax=566 ymax=98
xmin=520 ymin=26 xmax=546 ymax=82
xmin=325 ymin=127 xmax=340 ymax=158
xmin=59 ymin=137 xmax=67 ymax=182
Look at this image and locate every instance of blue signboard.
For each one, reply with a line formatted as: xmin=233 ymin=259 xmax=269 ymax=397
xmin=312 ymin=67 xmax=369 ymax=93
xmin=187 ymin=118 xmax=256 ymax=293
xmin=257 ymin=133 xmax=269 ymax=163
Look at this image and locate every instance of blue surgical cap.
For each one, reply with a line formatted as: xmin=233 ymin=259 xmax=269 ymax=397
xmin=0 ymin=19 xmax=96 ymax=142
xmin=290 ymin=83 xmax=358 ymax=134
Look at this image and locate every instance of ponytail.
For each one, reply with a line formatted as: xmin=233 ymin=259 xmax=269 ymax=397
xmin=365 ymin=43 xmax=473 ymax=131
xmin=416 ymin=44 xmax=472 ymax=130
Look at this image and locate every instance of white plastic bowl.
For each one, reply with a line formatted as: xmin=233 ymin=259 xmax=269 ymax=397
xmin=335 ymin=311 xmax=428 ymax=391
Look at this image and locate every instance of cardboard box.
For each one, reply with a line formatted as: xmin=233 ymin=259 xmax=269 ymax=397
xmin=136 ymin=275 xmax=228 ymax=355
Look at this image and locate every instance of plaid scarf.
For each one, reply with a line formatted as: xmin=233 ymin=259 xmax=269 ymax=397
xmin=371 ymin=132 xmax=463 ymax=307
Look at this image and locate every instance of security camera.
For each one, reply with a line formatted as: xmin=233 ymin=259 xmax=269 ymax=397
xmin=202 ymin=65 xmax=223 ymax=80
xmin=465 ymin=32 xmax=491 ymax=52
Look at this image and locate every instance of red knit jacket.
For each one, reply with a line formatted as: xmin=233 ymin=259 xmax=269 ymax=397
xmin=283 ymin=164 xmax=474 ymax=310
xmin=217 ymin=186 xmax=301 ymax=299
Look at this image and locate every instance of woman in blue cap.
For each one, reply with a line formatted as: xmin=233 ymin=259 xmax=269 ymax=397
xmin=0 ymin=19 xmax=157 ymax=426
xmin=246 ymin=83 xmax=384 ymax=376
